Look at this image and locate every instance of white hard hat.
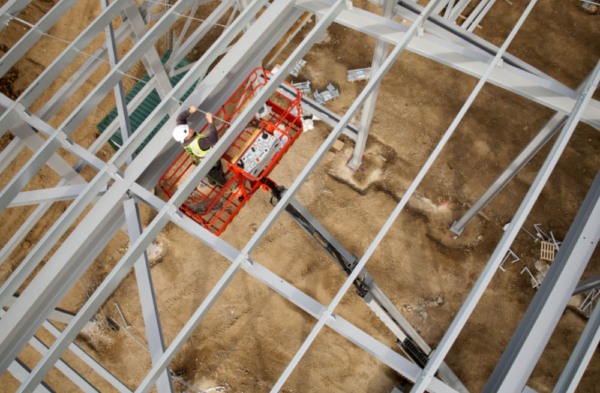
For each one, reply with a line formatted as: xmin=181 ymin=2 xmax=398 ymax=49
xmin=173 ymin=124 xmax=190 ymax=143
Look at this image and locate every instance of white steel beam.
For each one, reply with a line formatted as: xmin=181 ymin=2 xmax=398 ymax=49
xmin=0 ymin=0 xmax=34 ymax=33
xmin=0 ymin=0 xmax=197 ymax=215
xmin=481 ymin=75 xmax=600 ymax=391
xmin=296 ymin=0 xmax=600 ymax=130
xmin=412 ymin=53 xmax=600 ymax=393
xmin=0 ymin=0 xmax=78 ymax=78
xmin=348 ymin=0 xmax=395 ymax=169
xmin=264 ymin=0 xmax=441 ymax=389
xmin=0 ymin=309 xmax=98 ymax=393
xmin=122 ymin=0 xmax=174 ymax=100
xmin=0 ymin=0 xmax=272 ymax=388
xmin=0 ymin=0 xmax=131 ymax=138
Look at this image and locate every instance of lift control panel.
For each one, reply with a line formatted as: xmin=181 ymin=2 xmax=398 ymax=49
xmin=236 ymin=129 xmax=281 ymax=177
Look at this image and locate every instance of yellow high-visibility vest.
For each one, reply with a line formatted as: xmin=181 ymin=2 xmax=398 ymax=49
xmin=186 ymin=134 xmax=211 ymax=158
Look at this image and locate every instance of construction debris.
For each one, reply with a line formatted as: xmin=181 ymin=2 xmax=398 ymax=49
xmin=293 ymin=81 xmax=311 ymax=95
xmin=290 ymin=59 xmax=306 ymax=77
xmin=314 ymin=84 xmax=340 ymax=104
xmin=347 ymin=68 xmax=371 ymax=82
xmin=540 ymin=241 xmax=556 ymax=262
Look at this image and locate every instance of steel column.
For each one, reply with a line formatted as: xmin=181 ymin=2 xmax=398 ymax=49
xmin=286 ymin=198 xmax=469 ymax=393
xmin=413 ymin=56 xmax=600 ymax=393
xmin=0 ymin=0 xmax=273 ymax=388
xmin=348 ymin=0 xmax=395 ymax=169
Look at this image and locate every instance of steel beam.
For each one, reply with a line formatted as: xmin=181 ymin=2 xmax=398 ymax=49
xmin=123 ymin=199 xmax=174 ymax=393
xmin=448 ymin=0 xmax=471 ymax=21
xmin=483 ymin=170 xmax=600 ymax=391
xmin=461 ymin=0 xmax=490 ymax=30
xmin=132 ymin=185 xmax=456 ymax=393
xmin=0 ymin=308 xmax=99 ymax=393
xmin=103 ymin=0 xmax=133 ymax=152
xmin=7 ymin=185 xmax=94 ymax=208
xmin=0 ymin=137 xmax=25 ymax=174
xmin=0 ymin=0 xmax=78 ymax=78
xmin=413 ymin=56 xmax=600 ymax=393
xmin=122 ymin=0 xmax=174 ymax=100
xmin=5 ymin=296 xmax=96 ymax=330
xmin=0 ymin=201 xmax=127 ymax=375
xmin=263 ymin=1 xmax=441 ymax=390
xmin=167 ymin=0 xmax=220 ymax=69
xmin=0 ymin=0 xmax=273 ymax=388
xmin=0 ymin=0 xmax=34 ymax=33
xmin=8 ymin=360 xmax=53 ymax=393
xmin=286 ymin=198 xmax=469 ymax=392
xmin=0 ymin=0 xmax=130 ymax=138
xmin=348 ymin=0 xmax=395 ymax=169
xmin=34 ymin=2 xmax=162 ymax=122
xmin=465 ymin=0 xmax=496 ymax=32
xmin=0 ymin=0 xmax=196 ymax=215
xmin=573 ymin=274 xmax=600 ymax=296
xmin=297 ymin=0 xmax=600 ymax=129
xmin=450 ymin=113 xmax=566 ymax=234
xmin=166 ymin=0 xmax=236 ymax=74
xmin=553 ymin=290 xmax=600 ymax=393
xmin=42 ymin=321 xmax=132 ymax=393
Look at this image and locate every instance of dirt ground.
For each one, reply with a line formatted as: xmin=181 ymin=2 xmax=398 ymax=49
xmin=0 ymin=0 xmax=599 ymax=392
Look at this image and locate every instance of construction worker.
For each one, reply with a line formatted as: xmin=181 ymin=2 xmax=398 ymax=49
xmin=173 ymin=106 xmax=226 ymax=187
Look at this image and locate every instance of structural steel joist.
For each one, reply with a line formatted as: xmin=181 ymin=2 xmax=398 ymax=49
xmin=413 ymin=47 xmax=600 ymax=393
xmin=0 ymin=0 xmax=599 ymax=392
xmin=481 ymin=60 xmax=600 ymax=393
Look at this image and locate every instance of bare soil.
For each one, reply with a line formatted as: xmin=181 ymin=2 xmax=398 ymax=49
xmin=0 ymin=0 xmax=599 ymax=392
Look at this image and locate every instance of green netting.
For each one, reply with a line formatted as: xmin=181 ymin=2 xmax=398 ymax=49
xmin=96 ymin=50 xmax=198 ymax=154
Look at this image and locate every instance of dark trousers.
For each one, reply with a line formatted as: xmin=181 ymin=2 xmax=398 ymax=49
xmin=207 ymin=159 xmax=226 ymax=186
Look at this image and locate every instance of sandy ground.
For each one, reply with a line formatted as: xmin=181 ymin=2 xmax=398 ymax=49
xmin=0 ymin=0 xmax=599 ymax=392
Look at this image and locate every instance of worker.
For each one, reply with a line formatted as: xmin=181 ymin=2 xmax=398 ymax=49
xmin=173 ymin=106 xmax=226 ymax=187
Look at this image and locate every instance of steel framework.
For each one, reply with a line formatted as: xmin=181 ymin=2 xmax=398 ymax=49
xmin=0 ymin=0 xmax=598 ymax=392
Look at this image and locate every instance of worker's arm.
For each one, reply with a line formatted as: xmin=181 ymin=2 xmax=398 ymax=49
xmin=198 ymin=113 xmax=218 ymax=149
xmin=176 ymin=106 xmax=197 ymax=126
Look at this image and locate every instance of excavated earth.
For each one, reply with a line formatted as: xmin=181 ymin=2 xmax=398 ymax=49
xmin=0 ymin=0 xmax=599 ymax=392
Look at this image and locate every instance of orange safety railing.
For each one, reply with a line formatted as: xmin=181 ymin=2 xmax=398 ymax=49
xmin=158 ymin=67 xmax=303 ymax=236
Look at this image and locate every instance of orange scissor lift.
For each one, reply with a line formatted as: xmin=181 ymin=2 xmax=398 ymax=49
xmin=158 ymin=68 xmax=303 ymax=236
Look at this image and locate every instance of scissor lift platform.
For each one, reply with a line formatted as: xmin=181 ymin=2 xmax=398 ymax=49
xmin=159 ymin=68 xmax=303 ymax=236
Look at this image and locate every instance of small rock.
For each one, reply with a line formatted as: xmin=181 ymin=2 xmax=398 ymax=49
xmin=477 ymin=235 xmax=484 ymax=241
xmin=436 ymin=295 xmax=444 ymax=305
xmin=419 ymin=310 xmax=428 ymax=320
xmin=22 ymin=241 xmax=31 ymax=250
